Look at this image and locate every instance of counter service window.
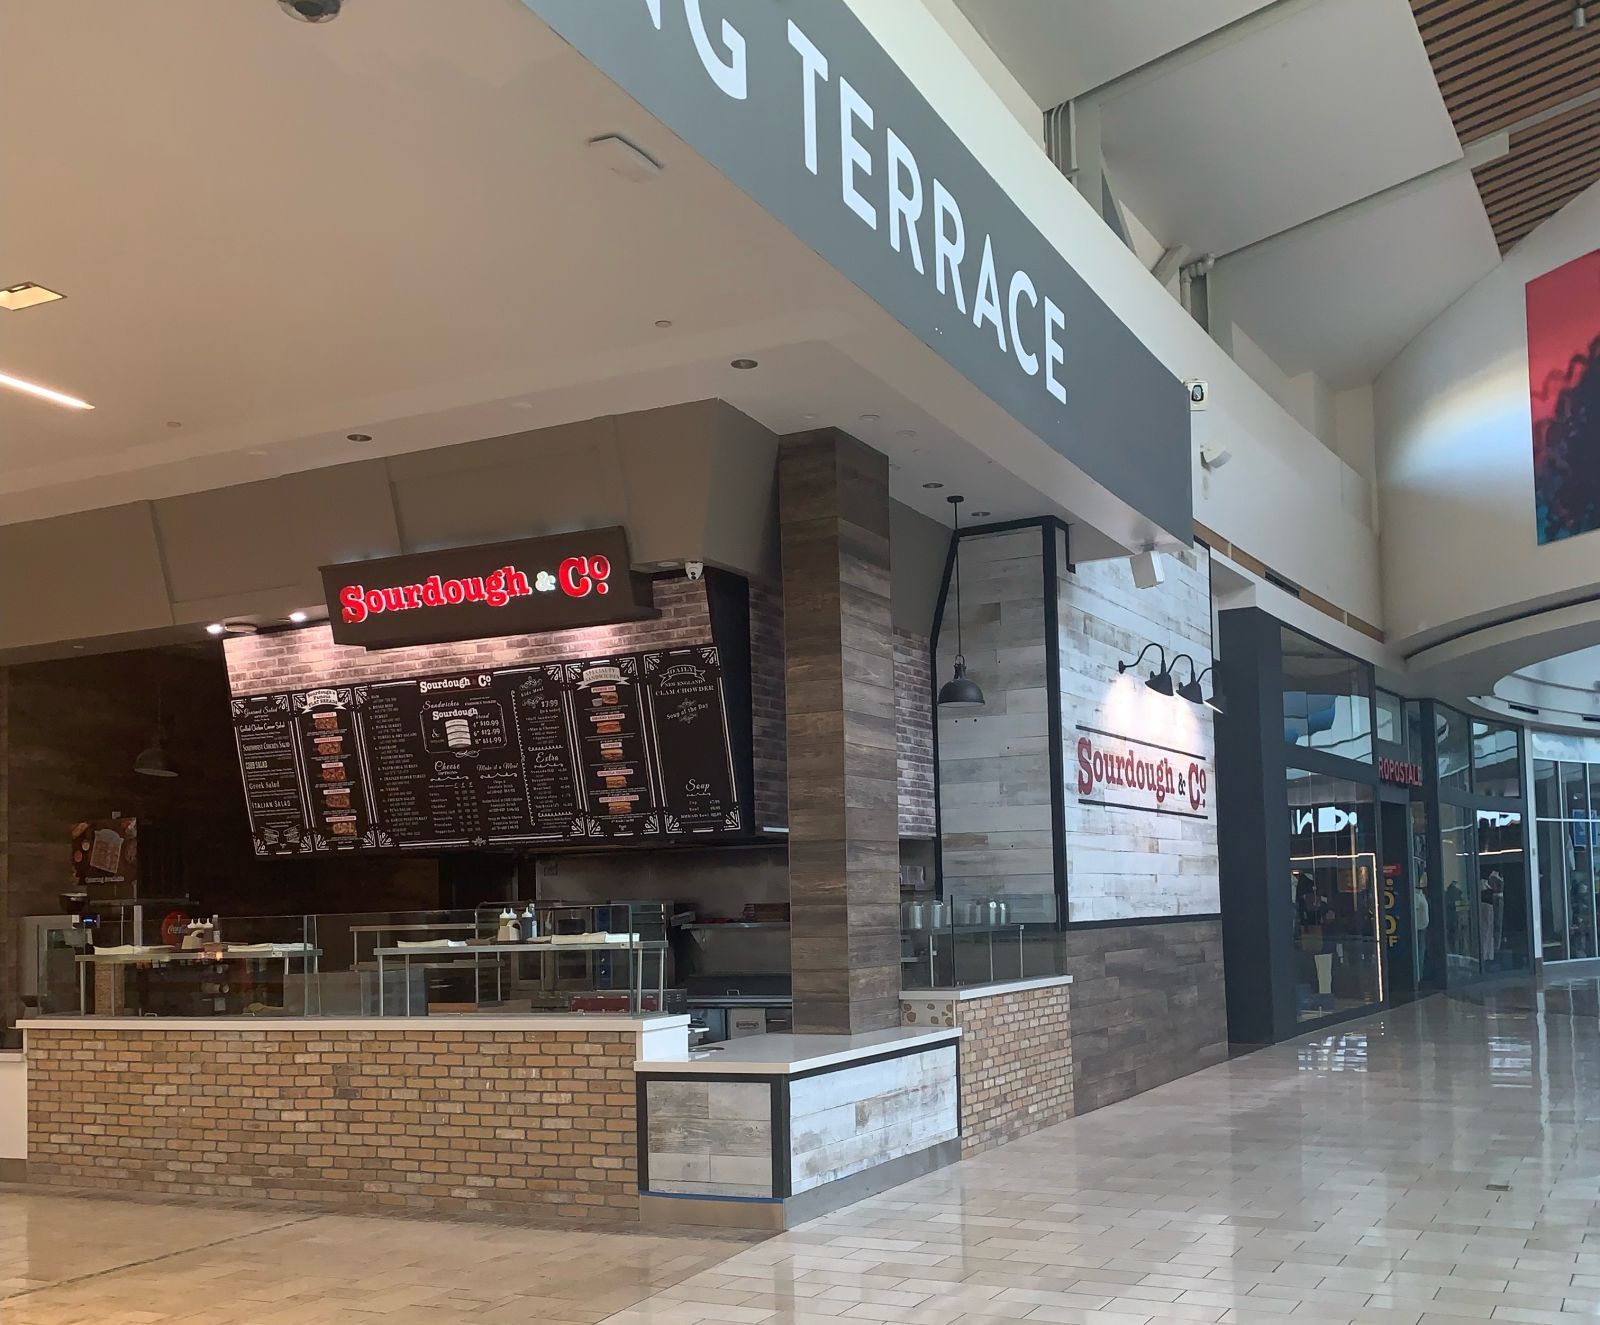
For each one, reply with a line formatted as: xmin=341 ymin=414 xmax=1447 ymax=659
xmin=1287 ymin=769 xmax=1381 ymax=1022
xmin=1282 ymin=628 xmax=1373 ymax=764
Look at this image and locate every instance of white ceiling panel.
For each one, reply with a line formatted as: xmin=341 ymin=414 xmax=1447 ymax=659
xmin=1100 ymin=0 xmax=1462 ymax=256
xmin=1220 ymin=169 xmax=1499 ymax=389
xmin=954 ymin=0 xmax=1280 ymax=106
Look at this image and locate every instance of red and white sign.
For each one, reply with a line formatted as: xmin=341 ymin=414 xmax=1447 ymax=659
xmin=1378 ymin=756 xmax=1423 ymax=787
xmin=320 ymin=528 xmax=655 ymax=650
xmin=1075 ymin=725 xmax=1210 ymax=818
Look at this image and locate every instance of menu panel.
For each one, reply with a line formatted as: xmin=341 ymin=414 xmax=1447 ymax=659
xmin=569 ymin=657 xmax=660 ymax=840
xmin=645 ymin=648 xmax=743 ymax=835
xmin=231 ymin=645 xmax=745 ymax=853
xmin=232 ymin=694 xmax=310 ymax=856
xmin=294 ymin=688 xmax=376 ymax=849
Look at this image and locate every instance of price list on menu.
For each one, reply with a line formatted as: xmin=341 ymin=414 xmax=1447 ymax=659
xmin=505 ymin=666 xmax=584 ymax=839
xmin=571 ymin=660 xmax=659 ymax=839
xmin=232 ymin=696 xmax=309 ymax=855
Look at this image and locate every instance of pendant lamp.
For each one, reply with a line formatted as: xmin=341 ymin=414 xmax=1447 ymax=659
xmin=134 ymin=685 xmax=178 ymax=779
xmin=937 ymin=495 xmax=986 ymax=710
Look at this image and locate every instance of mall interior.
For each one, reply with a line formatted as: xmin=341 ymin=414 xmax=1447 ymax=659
xmin=2 ymin=0 xmax=1600 ymax=1320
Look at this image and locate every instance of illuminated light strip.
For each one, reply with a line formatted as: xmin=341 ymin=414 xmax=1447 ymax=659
xmin=0 ymin=370 xmax=93 ymax=410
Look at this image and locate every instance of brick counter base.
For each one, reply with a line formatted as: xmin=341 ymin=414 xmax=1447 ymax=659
xmin=27 ymin=1027 xmax=639 ymax=1219
xmin=901 ymin=982 xmax=1073 ymax=1156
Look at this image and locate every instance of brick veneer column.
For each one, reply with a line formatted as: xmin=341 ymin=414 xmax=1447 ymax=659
xmin=779 ymin=431 xmax=899 ymax=1035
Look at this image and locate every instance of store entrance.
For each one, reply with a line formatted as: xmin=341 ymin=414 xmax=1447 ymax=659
xmin=1380 ymin=797 xmax=1420 ymax=1002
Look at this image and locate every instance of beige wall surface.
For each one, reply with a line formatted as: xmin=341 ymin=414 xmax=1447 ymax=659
xmin=0 ymin=401 xmax=780 ymax=658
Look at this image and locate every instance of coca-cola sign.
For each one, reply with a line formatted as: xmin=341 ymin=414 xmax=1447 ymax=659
xmin=321 ymin=527 xmax=657 ymax=649
xmin=1075 ymin=725 xmax=1211 ymax=820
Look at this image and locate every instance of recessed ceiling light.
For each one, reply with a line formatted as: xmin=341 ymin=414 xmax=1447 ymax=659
xmin=654 ymin=319 xmax=673 ymax=328
xmin=970 ymin=511 xmax=991 ymax=519
xmin=288 ymin=611 xmax=310 ymax=624
xmin=206 ymin=623 xmax=226 ymax=636
xmin=801 ymin=413 xmax=819 ymax=421
xmin=923 ymin=481 xmax=944 ymax=489
xmin=346 ymin=433 xmax=372 ymax=442
xmin=896 ymin=428 xmax=917 ymax=437
xmin=730 ymin=358 xmax=758 ymax=370
xmin=71 ymin=643 xmax=85 ymax=651
xmin=0 ymin=282 xmax=65 ymax=311
xmin=859 ymin=413 xmax=881 ymax=422
xmin=0 ymin=370 xmax=92 ymax=410
xmin=165 ymin=420 xmax=183 ymax=429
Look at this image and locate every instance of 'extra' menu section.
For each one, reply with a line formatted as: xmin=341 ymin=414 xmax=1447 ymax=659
xmin=229 ymin=645 xmax=745 ymax=853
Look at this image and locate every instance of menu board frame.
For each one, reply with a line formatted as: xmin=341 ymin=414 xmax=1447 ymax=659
xmin=230 ymin=643 xmax=749 ymax=855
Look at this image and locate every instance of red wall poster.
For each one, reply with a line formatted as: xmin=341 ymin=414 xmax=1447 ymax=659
xmin=1527 ymin=247 xmax=1600 ymax=545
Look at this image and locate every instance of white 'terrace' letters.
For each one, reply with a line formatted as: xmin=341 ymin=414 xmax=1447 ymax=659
xmin=972 ymin=235 xmax=1006 ymax=352
xmin=1044 ymin=296 xmax=1067 ymax=404
xmin=787 ymin=21 xmax=828 ymax=176
xmin=838 ymin=77 xmax=877 ymax=230
xmin=1008 ymin=269 xmax=1039 ymax=376
xmin=685 ymin=0 xmax=746 ymax=100
xmin=932 ymin=180 xmax=966 ymax=314
xmin=885 ymin=129 xmax=925 ymax=275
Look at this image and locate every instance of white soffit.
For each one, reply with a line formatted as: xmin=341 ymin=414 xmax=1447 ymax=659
xmin=1099 ymin=0 xmax=1464 ymax=256
xmin=953 ymin=0 xmax=1279 ymax=107
xmin=1221 ymin=170 xmax=1500 ymax=388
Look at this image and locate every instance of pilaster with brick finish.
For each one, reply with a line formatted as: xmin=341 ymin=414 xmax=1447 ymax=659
xmin=780 ymin=431 xmax=900 ymax=1036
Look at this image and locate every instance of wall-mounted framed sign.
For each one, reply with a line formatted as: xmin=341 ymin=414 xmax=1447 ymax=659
xmin=321 ymin=526 xmax=657 ymax=650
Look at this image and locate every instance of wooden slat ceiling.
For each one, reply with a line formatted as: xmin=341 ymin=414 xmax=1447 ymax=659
xmin=1412 ymin=0 xmax=1600 ymax=250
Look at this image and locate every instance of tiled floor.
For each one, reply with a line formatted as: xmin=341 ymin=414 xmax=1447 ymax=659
xmin=7 ymin=979 xmax=1600 ymax=1324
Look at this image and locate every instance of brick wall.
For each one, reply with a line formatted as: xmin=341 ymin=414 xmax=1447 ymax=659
xmin=27 ymin=1025 xmax=640 ymax=1218
xmin=224 ymin=579 xmax=715 ymax=696
xmin=1062 ymin=917 xmax=1228 ymax=1114
xmin=895 ymin=631 xmax=935 ymax=839
xmin=749 ymin=581 xmax=787 ymax=830
xmin=901 ymin=981 xmax=1072 ymax=1156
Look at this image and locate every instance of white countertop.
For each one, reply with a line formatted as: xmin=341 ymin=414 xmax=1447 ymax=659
xmin=902 ymin=975 xmax=1073 ymax=1001
xmin=637 ymin=1024 xmax=959 ymax=1075
xmin=24 ymin=1013 xmax=688 ymax=1033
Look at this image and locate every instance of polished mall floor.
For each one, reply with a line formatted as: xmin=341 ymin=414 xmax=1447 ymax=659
xmin=6 ymin=977 xmax=1600 ymax=1325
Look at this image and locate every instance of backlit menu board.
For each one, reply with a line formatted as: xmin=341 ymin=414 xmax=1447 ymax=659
xmin=230 ymin=645 xmax=744 ymax=854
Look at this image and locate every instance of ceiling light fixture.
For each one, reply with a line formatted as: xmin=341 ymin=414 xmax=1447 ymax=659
xmin=279 ymin=0 xmax=342 ymax=20
xmin=970 ymin=510 xmax=991 ymax=519
xmin=0 ymin=370 xmax=92 ymax=410
xmin=205 ymin=623 xmax=226 ymax=636
xmin=134 ymin=686 xmax=178 ymax=780
xmin=730 ymin=358 xmax=758 ymax=370
xmin=859 ymin=412 xmax=880 ymax=422
xmin=923 ymin=481 xmax=944 ymax=489
xmin=346 ymin=433 xmax=372 ymax=442
xmin=938 ymin=495 xmax=985 ymax=710
xmin=654 ymin=319 xmax=673 ymax=328
xmin=0 ymin=282 xmax=65 ymax=311
xmin=288 ymin=611 xmax=310 ymax=624
xmin=896 ymin=428 xmax=917 ymax=437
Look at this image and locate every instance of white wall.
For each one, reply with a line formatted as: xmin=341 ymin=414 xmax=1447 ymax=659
xmin=844 ymin=1 xmax=1383 ymax=627
xmin=1375 ymin=180 xmax=1600 ymax=651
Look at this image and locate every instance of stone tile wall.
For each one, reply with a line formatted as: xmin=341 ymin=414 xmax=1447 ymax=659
xmin=1062 ymin=917 xmax=1228 ymax=1113
xmin=27 ymin=1026 xmax=640 ymax=1219
xmin=901 ymin=982 xmax=1073 ymax=1156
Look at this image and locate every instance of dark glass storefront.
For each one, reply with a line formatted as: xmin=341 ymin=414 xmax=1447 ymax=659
xmin=1215 ymin=608 xmax=1529 ymax=1046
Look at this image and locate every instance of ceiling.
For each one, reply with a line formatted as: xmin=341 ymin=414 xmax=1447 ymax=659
xmin=0 ymin=0 xmax=1169 ymax=556
xmin=954 ymin=0 xmax=1597 ymax=395
xmin=1413 ymin=0 xmax=1600 ymax=252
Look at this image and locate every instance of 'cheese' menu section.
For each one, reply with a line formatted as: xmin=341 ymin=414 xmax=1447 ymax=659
xmin=230 ymin=647 xmax=744 ymax=855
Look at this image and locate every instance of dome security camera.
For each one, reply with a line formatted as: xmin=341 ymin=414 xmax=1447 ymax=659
xmin=279 ymin=0 xmax=342 ymax=21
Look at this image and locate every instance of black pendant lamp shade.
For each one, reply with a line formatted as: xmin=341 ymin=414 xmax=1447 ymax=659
xmin=134 ymin=685 xmax=178 ymax=779
xmin=937 ymin=495 xmax=985 ymax=710
xmin=1172 ymin=654 xmax=1204 ymax=704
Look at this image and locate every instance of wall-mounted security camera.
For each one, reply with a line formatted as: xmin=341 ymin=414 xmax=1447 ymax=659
xmin=1184 ymin=379 xmax=1209 ymax=411
xmin=1199 ymin=443 xmax=1233 ymax=471
xmin=685 ymin=561 xmax=705 ymax=582
xmin=278 ymin=0 xmax=342 ymax=22
xmin=1130 ymin=549 xmax=1165 ymax=590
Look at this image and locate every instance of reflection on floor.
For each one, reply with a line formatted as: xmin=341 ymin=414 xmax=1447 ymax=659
xmin=8 ymin=977 xmax=1600 ymax=1324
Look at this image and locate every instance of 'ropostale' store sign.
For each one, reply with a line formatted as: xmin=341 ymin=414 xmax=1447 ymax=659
xmin=321 ymin=527 xmax=658 ymax=650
